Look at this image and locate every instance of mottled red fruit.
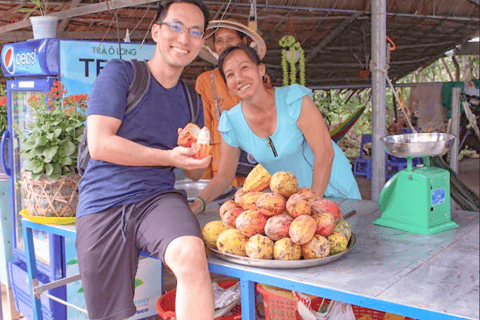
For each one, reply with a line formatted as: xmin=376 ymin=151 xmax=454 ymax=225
xmin=234 ymin=188 xmax=245 ymax=206
xmin=311 ymin=199 xmax=342 ymax=221
xmin=289 ymin=215 xmax=317 ymax=245
xmin=264 ymin=213 xmax=294 ymax=241
xmin=256 ymin=192 xmax=287 ymax=216
xmin=296 ymin=187 xmax=316 ymax=203
xmin=219 ymin=201 xmax=244 ymax=228
xmin=286 ymin=193 xmax=312 ymax=218
xmin=236 ymin=210 xmax=268 ymax=237
xmin=301 ymin=234 xmax=330 ymax=259
xmin=312 ymin=212 xmax=336 ymax=237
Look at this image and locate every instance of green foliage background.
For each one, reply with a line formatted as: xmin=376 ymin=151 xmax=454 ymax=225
xmin=311 ymin=54 xmax=479 ymax=159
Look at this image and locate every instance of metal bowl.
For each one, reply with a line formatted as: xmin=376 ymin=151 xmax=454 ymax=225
xmin=380 ymin=133 xmax=456 ymax=157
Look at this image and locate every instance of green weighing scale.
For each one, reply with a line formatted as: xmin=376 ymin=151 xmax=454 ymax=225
xmin=375 ymin=133 xmax=459 ymax=235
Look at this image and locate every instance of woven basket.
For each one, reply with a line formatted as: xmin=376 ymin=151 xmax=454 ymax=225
xmin=22 ymin=171 xmax=80 ymax=217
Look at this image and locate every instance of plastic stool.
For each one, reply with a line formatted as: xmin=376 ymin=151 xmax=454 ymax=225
xmin=353 ymin=134 xmax=372 ymax=179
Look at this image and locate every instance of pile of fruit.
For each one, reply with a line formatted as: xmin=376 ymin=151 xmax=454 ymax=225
xmin=202 ymin=164 xmax=352 ymax=261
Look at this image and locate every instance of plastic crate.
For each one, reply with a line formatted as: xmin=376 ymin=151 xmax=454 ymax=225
xmin=257 ymin=284 xmax=416 ymax=320
xmin=256 ymin=284 xmax=330 ymax=320
xmin=351 ymin=305 xmax=386 ymax=319
xmin=156 ymin=280 xmax=241 ymax=320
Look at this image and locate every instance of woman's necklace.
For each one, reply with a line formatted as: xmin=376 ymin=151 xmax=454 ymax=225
xmin=266 ymin=136 xmax=278 ymax=157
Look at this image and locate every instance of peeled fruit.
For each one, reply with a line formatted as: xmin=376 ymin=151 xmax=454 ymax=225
xmin=311 ymin=199 xmax=342 ymax=222
xmin=289 ymin=215 xmax=317 ymax=245
xmin=270 ymin=171 xmax=298 ymax=198
xmin=273 ymin=238 xmax=301 ymax=260
xmin=243 ymin=164 xmax=271 ymax=193
xmin=246 ymin=235 xmax=274 ymax=259
xmin=178 ymin=123 xmax=212 ymax=159
xmin=256 ymin=193 xmax=286 ymax=217
xmin=286 ymin=193 xmax=312 ymax=218
xmin=193 ymin=143 xmax=212 ymax=159
xmin=177 ymin=122 xmax=201 ymax=147
xmin=301 ymin=235 xmax=330 ymax=259
xmin=264 ymin=213 xmax=294 ymax=241
xmin=334 ymin=219 xmax=352 ymax=241
xmin=327 ymin=232 xmax=348 ymax=255
xmin=236 ymin=191 xmax=264 ymax=211
xmin=296 ymin=187 xmax=316 ymax=203
xmin=219 ymin=200 xmax=244 ymax=228
xmin=216 ymin=229 xmax=249 ymax=257
xmin=236 ymin=210 xmax=268 ymax=237
xmin=202 ymin=220 xmax=230 ymax=249
xmin=312 ymin=212 xmax=336 ymax=237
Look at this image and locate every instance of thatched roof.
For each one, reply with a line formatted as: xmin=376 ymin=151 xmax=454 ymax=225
xmin=1 ymin=0 xmax=479 ymax=87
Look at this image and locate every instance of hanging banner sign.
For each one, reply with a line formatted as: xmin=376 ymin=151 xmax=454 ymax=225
xmin=59 ymin=40 xmax=155 ymax=95
xmin=0 ymin=38 xmax=59 ymax=77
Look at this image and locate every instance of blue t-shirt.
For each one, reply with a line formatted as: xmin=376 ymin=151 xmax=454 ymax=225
xmin=219 ymin=84 xmax=361 ymax=199
xmin=77 ymin=59 xmax=204 ymax=217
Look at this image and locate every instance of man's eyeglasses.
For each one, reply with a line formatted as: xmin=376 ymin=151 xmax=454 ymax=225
xmin=158 ymin=21 xmax=204 ymax=39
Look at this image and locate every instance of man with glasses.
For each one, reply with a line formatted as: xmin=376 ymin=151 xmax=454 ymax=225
xmin=75 ymin=1 xmax=214 ymax=319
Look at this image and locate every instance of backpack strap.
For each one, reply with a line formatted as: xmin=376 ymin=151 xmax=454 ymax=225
xmin=126 ymin=59 xmax=151 ymax=114
xmin=181 ymin=79 xmax=200 ymax=123
xmin=77 ymin=59 xmax=151 ymax=176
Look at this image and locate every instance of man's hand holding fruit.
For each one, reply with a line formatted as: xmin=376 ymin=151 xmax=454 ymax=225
xmin=176 ymin=123 xmax=213 ymax=181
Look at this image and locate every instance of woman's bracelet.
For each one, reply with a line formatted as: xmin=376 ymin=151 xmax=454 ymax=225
xmin=196 ymin=196 xmax=206 ymax=212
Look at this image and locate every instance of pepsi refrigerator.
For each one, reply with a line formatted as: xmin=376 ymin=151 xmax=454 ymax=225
xmin=1 ymin=38 xmax=164 ymax=320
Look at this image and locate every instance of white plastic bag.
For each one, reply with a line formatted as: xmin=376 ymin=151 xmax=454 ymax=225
xmin=296 ymin=299 xmax=355 ymax=320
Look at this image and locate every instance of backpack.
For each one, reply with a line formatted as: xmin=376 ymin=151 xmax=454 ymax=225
xmin=76 ymin=59 xmax=200 ymax=176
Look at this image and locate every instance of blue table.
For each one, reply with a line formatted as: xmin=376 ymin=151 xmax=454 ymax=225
xmin=23 ymin=199 xmax=479 ymax=320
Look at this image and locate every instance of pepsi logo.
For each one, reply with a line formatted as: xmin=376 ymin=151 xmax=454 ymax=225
xmin=3 ymin=47 xmax=14 ymax=74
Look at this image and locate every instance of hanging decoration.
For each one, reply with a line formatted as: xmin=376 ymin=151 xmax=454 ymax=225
xmin=248 ymin=0 xmax=257 ymax=32
xmin=279 ymin=14 xmax=305 ymax=86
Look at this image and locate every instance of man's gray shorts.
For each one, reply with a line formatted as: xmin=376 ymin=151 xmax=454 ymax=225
xmin=76 ymin=189 xmax=202 ymax=320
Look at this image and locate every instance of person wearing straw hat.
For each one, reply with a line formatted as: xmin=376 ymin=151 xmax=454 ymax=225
xmin=194 ymin=20 xmax=267 ymax=188
xmin=191 ymin=45 xmax=362 ymax=215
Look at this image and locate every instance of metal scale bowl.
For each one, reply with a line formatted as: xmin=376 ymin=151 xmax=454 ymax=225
xmin=375 ymin=133 xmax=459 ymax=235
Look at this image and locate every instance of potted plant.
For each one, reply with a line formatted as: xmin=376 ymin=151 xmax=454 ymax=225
xmin=18 ymin=0 xmax=58 ymax=39
xmin=15 ymin=81 xmax=87 ymax=217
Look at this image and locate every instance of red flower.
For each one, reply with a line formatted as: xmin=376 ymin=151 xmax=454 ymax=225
xmin=0 ymin=96 xmax=7 ymax=106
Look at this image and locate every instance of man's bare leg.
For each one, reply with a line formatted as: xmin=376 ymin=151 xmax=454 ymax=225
xmin=165 ymin=236 xmax=214 ymax=320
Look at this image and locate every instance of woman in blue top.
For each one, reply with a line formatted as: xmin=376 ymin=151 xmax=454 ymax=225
xmin=191 ymin=45 xmax=360 ymax=214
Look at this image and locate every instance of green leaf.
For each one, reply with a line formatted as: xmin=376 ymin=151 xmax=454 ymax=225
xmin=53 ymin=128 xmax=62 ymax=137
xmin=31 ymin=146 xmax=45 ymax=156
xmin=45 ymin=163 xmax=54 ymax=175
xmin=31 ymin=160 xmax=45 ymax=174
xmin=134 ymin=278 xmax=144 ymax=288
xmin=31 ymin=172 xmax=43 ymax=180
xmin=53 ymin=163 xmax=62 ymax=174
xmin=35 ymin=136 xmax=48 ymax=146
xmin=62 ymin=141 xmax=76 ymax=156
xmin=49 ymin=173 xmax=61 ymax=182
xmin=43 ymin=146 xmax=59 ymax=162
xmin=62 ymin=157 xmax=73 ymax=165
xmin=77 ymin=287 xmax=84 ymax=293
xmin=67 ymin=259 xmax=78 ymax=265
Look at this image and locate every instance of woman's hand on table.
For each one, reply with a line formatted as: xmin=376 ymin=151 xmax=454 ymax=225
xmin=190 ymin=198 xmax=204 ymax=215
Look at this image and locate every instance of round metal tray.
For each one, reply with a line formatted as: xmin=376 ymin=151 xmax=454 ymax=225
xmin=174 ymin=179 xmax=234 ymax=201
xmin=208 ymin=234 xmax=356 ymax=269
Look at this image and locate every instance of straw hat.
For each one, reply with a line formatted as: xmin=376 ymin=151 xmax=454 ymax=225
xmin=199 ymin=20 xmax=267 ymax=65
